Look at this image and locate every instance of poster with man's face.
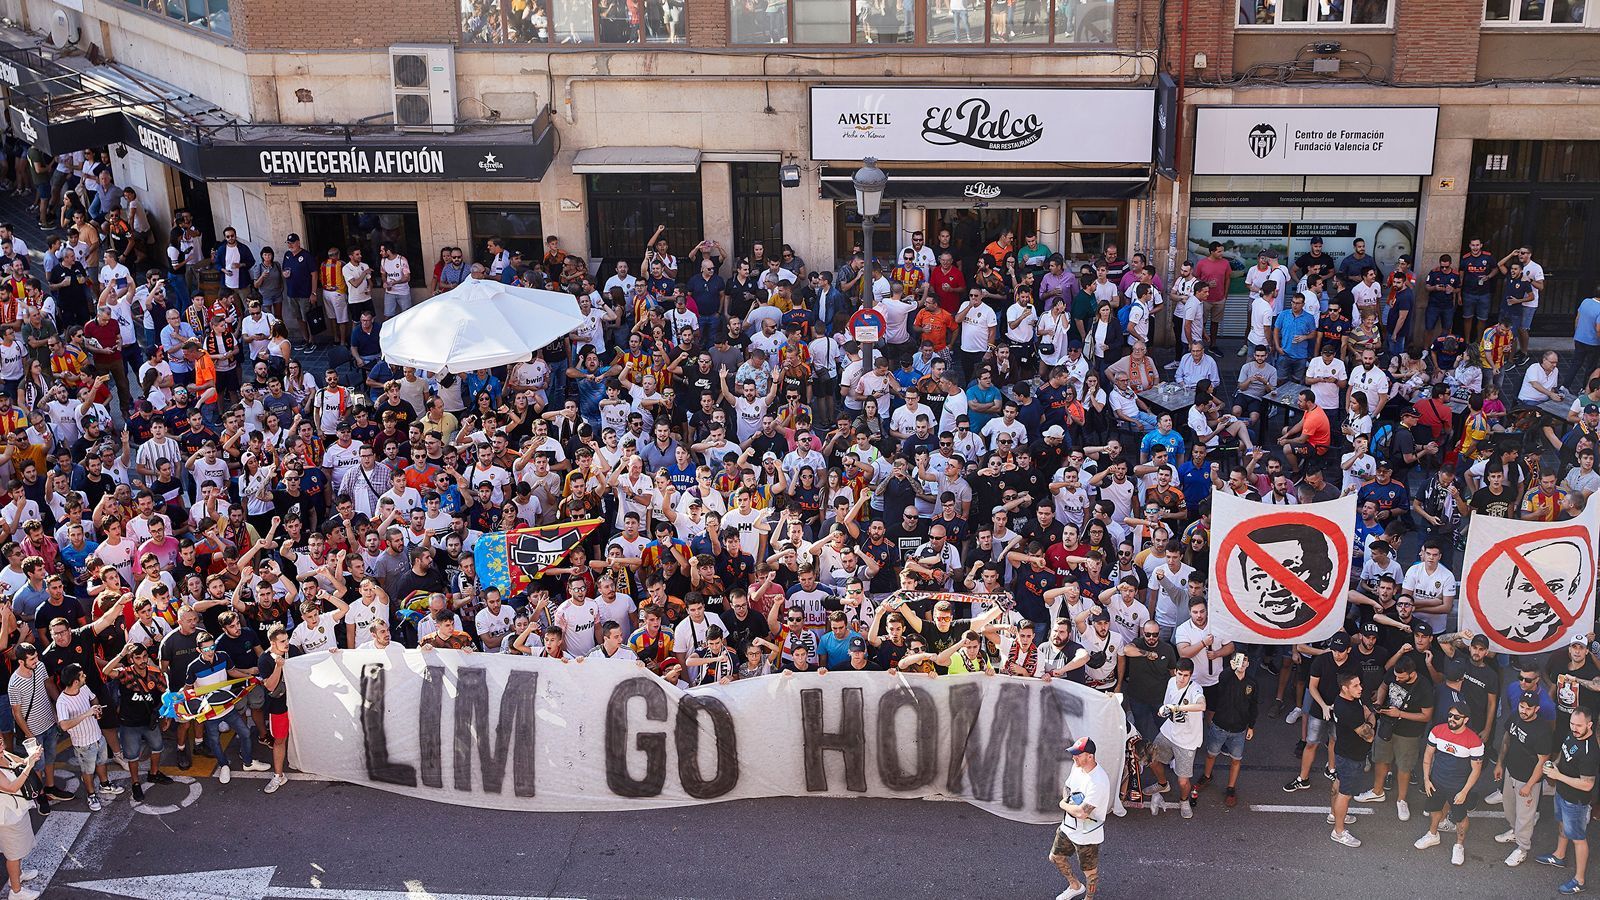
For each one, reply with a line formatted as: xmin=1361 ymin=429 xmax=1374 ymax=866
xmin=1462 ymin=518 xmax=1597 ymax=654
xmin=1209 ymin=493 xmax=1355 ymax=646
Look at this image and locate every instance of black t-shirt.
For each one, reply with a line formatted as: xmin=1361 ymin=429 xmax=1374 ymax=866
xmin=720 ymin=608 xmax=769 ymax=651
xmin=1470 ymin=486 xmax=1516 ymax=519
xmin=1459 ymin=658 xmax=1503 ymax=734
xmin=1503 ymin=715 xmax=1557 ymax=783
xmin=116 ymin=664 xmax=163 ymax=728
xmin=1122 ymin=641 xmax=1178 ymax=706
xmin=1350 ymin=645 xmax=1387 ymax=702
xmin=1383 ymin=671 xmax=1436 ymax=739
xmin=1332 ymin=695 xmax=1374 ymax=761
xmin=1556 ymin=733 xmax=1600 ymax=804
xmin=1548 ymin=655 xmax=1600 ymax=722
xmin=41 ymin=627 xmax=103 ymax=691
xmin=217 ymin=627 xmax=265 ymax=671
xmin=32 ymin=597 xmax=84 ymax=634
xmin=871 ymin=636 xmax=909 ymax=672
xmin=1309 ymin=651 xmax=1358 ymax=719
xmin=256 ymin=645 xmax=305 ymax=716
xmin=159 ymin=629 xmax=203 ymax=692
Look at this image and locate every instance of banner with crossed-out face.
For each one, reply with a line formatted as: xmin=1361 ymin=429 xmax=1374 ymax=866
xmin=1460 ymin=501 xmax=1600 ymax=654
xmin=1208 ymin=492 xmax=1356 ymax=645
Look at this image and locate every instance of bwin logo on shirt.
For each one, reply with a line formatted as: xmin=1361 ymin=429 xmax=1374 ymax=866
xmin=1248 ymin=123 xmax=1277 ymax=159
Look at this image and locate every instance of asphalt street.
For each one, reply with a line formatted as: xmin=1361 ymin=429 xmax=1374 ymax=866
xmin=10 ymin=699 xmax=1582 ymax=900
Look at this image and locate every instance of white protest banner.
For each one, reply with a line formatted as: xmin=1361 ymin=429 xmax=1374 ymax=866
xmin=1208 ymin=492 xmax=1356 ymax=645
xmin=1459 ymin=501 xmax=1600 ymax=654
xmin=286 ymin=650 xmax=1128 ymax=825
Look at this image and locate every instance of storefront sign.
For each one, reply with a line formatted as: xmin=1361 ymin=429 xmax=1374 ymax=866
xmin=819 ymin=169 xmax=1150 ymax=202
xmin=6 ymin=104 xmax=123 ymax=155
xmin=1192 ymin=106 xmax=1438 ymax=176
xmin=1190 ymin=191 xmax=1420 ymax=208
xmin=963 ymin=182 xmax=1002 ymax=199
xmin=811 ymin=86 xmax=1154 ymax=164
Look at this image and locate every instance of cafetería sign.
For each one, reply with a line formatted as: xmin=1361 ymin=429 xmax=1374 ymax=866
xmin=810 ymin=86 xmax=1154 ymax=164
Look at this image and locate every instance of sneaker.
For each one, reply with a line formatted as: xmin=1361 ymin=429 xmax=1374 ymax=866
xmin=1485 ymin=789 xmax=1504 ymax=804
xmin=1324 ymin=767 xmax=1337 ymax=781
xmin=1330 ymin=829 xmax=1362 ymax=848
xmin=1538 ymin=854 xmax=1568 ymax=867
xmin=264 ymin=773 xmax=286 ymax=794
xmin=1452 ymin=843 xmax=1465 ymax=866
xmin=1151 ymin=781 xmax=1172 ymax=794
xmin=1163 ymin=360 xmax=1179 ymax=371
xmin=9 ymin=887 xmax=39 ymax=900
xmin=1561 ymin=878 xmax=1587 ymax=894
xmin=1149 ymin=795 xmax=1164 ymax=816
xmin=34 ymin=796 xmax=48 ymax=817
xmin=1439 ymin=819 xmax=1457 ymax=833
xmin=1353 ymin=790 xmax=1386 ymax=803
xmin=99 ymin=784 xmax=123 ymax=797
xmin=1283 ymin=777 xmax=1311 ymax=792
xmin=45 ymin=787 xmax=73 ymax=803
xmin=1270 ymin=698 xmax=1285 ymax=717
xmin=1397 ymin=800 xmax=1411 ymax=822
xmin=1236 ymin=344 xmax=1248 ymax=357
xmin=1225 ymin=787 xmax=1237 ymax=808
xmin=1495 ymin=829 xmax=1518 ymax=844
xmin=112 ymin=752 xmax=129 ymax=767
xmin=1415 ymin=831 xmax=1441 ymax=850
xmin=1326 ymin=812 xmax=1354 ymax=825
xmin=176 ymin=745 xmax=192 ymax=769
xmin=86 ymin=793 xmax=101 ymax=812
xmin=130 ymin=782 xmax=144 ymax=802
xmin=148 ymin=772 xmax=175 ymax=785
xmin=1506 ymin=848 xmax=1528 ymax=867
xmin=217 ymin=765 xmax=231 ymax=784
xmin=18 ymin=869 xmax=36 ymax=883
xmin=1285 ymin=707 xmax=1304 ymax=725
xmin=1056 ymin=886 xmax=1088 ymax=900
xmin=1180 ymin=800 xmax=1193 ymax=819
xmin=243 ymin=760 xmax=271 ymax=772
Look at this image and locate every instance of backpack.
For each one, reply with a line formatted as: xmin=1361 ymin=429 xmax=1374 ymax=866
xmin=1117 ymin=299 xmax=1138 ymax=329
xmin=1371 ymin=422 xmax=1395 ymax=462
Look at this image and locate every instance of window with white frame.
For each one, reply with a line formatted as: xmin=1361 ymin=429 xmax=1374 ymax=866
xmin=1484 ymin=0 xmax=1587 ymax=25
xmin=1237 ymin=0 xmax=1391 ymax=26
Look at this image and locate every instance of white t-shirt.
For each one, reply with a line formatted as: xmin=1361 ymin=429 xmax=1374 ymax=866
xmin=1348 ymin=365 xmax=1390 ymax=413
xmin=474 ymin=604 xmax=516 ymax=647
xmin=1518 ymin=363 xmax=1560 ymax=404
xmin=959 ymin=303 xmax=997 ymax=352
xmin=556 ymin=599 xmax=602 ymax=656
xmin=1248 ymin=296 xmax=1275 ymax=347
xmin=1173 ymin=619 xmax=1221 ymax=688
xmin=1341 ymin=451 xmax=1376 ymax=494
xmin=1523 ymin=259 xmax=1545 ymax=308
xmin=1150 ymin=562 xmax=1194 ymax=629
xmin=1057 ymin=763 xmax=1112 ymax=845
xmin=1159 ymin=676 xmax=1206 ymax=750
xmin=1305 ymin=357 xmax=1346 ymax=410
xmin=1402 ymin=562 xmax=1457 ymax=632
xmin=343 ymin=262 xmax=373 ymax=304
xmin=290 ymin=614 xmax=342 ymax=654
xmin=345 ymin=599 xmax=389 ymax=638
xmin=381 ymin=255 xmax=412 ymax=296
xmin=721 ymin=508 xmax=767 ymax=557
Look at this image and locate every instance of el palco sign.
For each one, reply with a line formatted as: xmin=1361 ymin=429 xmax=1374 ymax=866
xmin=810 ymin=86 xmax=1154 ymax=164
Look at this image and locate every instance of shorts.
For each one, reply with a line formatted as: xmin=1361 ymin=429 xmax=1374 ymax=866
xmin=118 ymin=724 xmax=163 ymax=760
xmin=0 ymin=815 xmax=34 ymax=861
xmin=1555 ymin=793 xmax=1592 ymax=842
xmin=1425 ymin=305 xmax=1454 ymax=331
xmin=1204 ymin=300 xmax=1227 ymax=324
xmin=1334 ymin=753 xmax=1373 ymax=798
xmin=1462 ymin=293 xmax=1492 ymax=320
xmin=322 ymin=290 xmax=350 ymax=324
xmin=72 ymin=737 xmax=108 ymax=776
xmin=1420 ymin=781 xmax=1478 ymax=822
xmin=1204 ymin=721 xmax=1247 ymax=760
xmin=0 ymin=695 xmax=13 ymax=734
xmin=1152 ymin=732 xmax=1198 ymax=779
xmin=1049 ymin=830 xmax=1101 ymax=871
xmin=33 ymin=181 xmax=48 ymax=202
xmin=1372 ymin=731 xmax=1422 ymax=772
xmin=269 ymin=711 xmax=290 ymax=741
xmin=1500 ymin=303 xmax=1533 ymax=330
xmin=244 ymin=684 xmax=267 ymax=710
xmin=1305 ymin=713 xmax=1334 ymax=745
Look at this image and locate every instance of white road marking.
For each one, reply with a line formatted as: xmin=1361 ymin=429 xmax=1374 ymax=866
xmin=68 ymin=864 xmax=584 ymax=900
xmin=1250 ymin=803 xmax=1507 ymax=820
xmin=19 ymin=810 xmax=88 ymax=896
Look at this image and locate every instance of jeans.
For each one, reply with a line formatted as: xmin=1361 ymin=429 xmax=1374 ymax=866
xmin=1572 ymin=342 xmax=1600 ymax=393
xmin=202 ymin=709 xmax=255 ymax=768
xmin=1276 ymin=355 xmax=1308 ymax=382
xmin=1127 ymin=699 xmax=1161 ymax=744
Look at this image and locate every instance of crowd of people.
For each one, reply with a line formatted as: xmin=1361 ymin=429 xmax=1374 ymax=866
xmin=0 ymin=141 xmax=1591 ymax=899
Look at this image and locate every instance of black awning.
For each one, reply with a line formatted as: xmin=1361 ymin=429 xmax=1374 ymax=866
xmin=818 ymin=167 xmax=1151 ymax=201
xmin=124 ymin=111 xmax=558 ymax=183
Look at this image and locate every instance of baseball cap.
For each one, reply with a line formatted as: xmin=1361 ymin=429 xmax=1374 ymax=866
xmin=848 ymin=636 xmax=867 ymax=652
xmin=1410 ymin=620 xmax=1432 ymax=635
xmin=762 ymin=451 xmax=778 ymax=462
xmin=1328 ymin=632 xmax=1351 ymax=651
xmin=1044 ymin=425 xmax=1065 ymax=439
xmin=1376 ymin=460 xmax=1394 ymax=471
xmin=286 ymin=233 xmax=301 ymax=242
xmin=1360 ymin=622 xmax=1379 ymax=635
xmin=1068 ymin=737 xmax=1097 ymax=756
xmin=1520 ymin=692 xmax=1542 ymax=707
xmin=1401 ymin=407 xmax=1420 ymax=419
xmin=1574 ymin=636 xmax=1592 ymax=650
xmin=1469 ymin=634 xmax=1490 ymax=649
xmin=1090 ymin=610 xmax=1111 ymax=624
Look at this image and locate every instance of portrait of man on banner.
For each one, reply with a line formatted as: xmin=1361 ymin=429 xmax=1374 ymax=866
xmin=1233 ymin=522 xmax=1337 ymax=632
xmin=1495 ymin=536 xmax=1587 ymax=645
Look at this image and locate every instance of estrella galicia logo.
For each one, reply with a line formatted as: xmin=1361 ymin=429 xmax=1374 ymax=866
xmin=922 ymin=98 xmax=1043 ymax=152
xmin=1248 ymin=123 xmax=1277 ymax=159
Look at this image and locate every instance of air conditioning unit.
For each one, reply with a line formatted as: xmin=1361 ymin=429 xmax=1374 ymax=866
xmin=48 ymin=8 xmax=80 ymax=49
xmin=389 ymin=44 xmax=455 ymax=134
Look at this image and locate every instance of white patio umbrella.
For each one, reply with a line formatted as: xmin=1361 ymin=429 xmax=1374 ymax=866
xmin=378 ymin=277 xmax=585 ymax=373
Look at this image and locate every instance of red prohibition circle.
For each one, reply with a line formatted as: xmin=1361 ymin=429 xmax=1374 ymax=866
xmin=1464 ymin=523 xmax=1593 ymax=654
xmin=1215 ymin=510 xmax=1352 ymax=640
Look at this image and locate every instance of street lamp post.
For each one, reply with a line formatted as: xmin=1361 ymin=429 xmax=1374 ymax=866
xmin=852 ymin=157 xmax=887 ymax=371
